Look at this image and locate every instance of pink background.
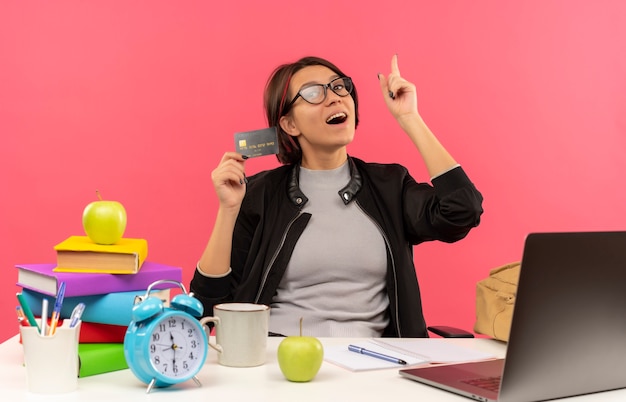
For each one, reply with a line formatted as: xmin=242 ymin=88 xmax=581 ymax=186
xmin=1 ymin=1 xmax=625 ymax=342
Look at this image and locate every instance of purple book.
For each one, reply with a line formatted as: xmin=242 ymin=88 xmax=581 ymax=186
xmin=16 ymin=261 xmax=183 ymax=297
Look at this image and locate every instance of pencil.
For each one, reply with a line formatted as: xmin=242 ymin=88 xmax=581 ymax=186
xmin=16 ymin=293 xmax=40 ymax=330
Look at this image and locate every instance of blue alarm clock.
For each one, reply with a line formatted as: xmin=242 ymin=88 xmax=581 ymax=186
xmin=124 ymin=280 xmax=208 ymax=393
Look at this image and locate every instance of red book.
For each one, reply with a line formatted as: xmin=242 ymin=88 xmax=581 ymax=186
xmin=78 ymin=321 xmax=127 ymax=343
xmin=16 ymin=261 xmax=182 ymax=297
xmin=23 ymin=319 xmax=127 ymax=344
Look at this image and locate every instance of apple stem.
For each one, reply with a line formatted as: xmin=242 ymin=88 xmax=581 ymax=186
xmin=299 ymin=317 xmax=303 ymax=336
xmin=95 ymin=190 xmax=103 ymax=201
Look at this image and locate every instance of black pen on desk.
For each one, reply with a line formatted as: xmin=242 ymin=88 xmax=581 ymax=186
xmin=348 ymin=344 xmax=407 ymax=365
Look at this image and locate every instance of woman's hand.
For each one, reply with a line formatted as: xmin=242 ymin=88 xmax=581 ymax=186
xmin=378 ymin=55 xmax=458 ymax=177
xmin=378 ymin=54 xmax=419 ymax=124
xmin=211 ymin=152 xmax=247 ymax=211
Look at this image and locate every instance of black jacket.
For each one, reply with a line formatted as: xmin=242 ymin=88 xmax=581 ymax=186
xmin=190 ymin=156 xmax=483 ymax=337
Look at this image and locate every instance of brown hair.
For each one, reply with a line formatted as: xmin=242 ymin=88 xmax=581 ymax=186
xmin=263 ymin=56 xmax=359 ymax=165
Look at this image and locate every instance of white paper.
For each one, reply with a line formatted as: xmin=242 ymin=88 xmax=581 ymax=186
xmin=370 ymin=338 xmax=496 ymax=364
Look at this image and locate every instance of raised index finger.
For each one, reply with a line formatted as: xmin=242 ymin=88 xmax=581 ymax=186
xmin=391 ymin=54 xmax=400 ymax=75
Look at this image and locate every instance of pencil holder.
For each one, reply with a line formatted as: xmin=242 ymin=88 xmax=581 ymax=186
xmin=19 ymin=320 xmax=81 ymax=394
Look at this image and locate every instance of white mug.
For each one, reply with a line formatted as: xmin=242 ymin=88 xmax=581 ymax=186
xmin=200 ymin=303 xmax=270 ymax=367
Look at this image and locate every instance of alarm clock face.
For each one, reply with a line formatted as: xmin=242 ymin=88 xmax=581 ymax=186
xmin=147 ymin=313 xmax=207 ymax=381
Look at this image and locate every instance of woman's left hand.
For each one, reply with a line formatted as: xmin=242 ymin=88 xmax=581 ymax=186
xmin=378 ymin=54 xmax=419 ymax=123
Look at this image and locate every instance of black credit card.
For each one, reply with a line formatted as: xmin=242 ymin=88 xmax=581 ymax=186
xmin=234 ymin=127 xmax=279 ymax=158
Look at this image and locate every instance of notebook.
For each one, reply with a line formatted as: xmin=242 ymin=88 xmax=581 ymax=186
xmin=399 ymin=231 xmax=626 ymax=402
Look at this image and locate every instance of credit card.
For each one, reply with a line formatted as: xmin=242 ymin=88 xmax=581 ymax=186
xmin=234 ymin=127 xmax=279 ymax=158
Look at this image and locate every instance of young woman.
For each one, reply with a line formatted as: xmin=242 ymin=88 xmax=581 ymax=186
xmin=190 ymin=55 xmax=483 ymax=337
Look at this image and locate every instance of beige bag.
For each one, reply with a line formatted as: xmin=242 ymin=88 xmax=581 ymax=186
xmin=473 ymin=262 xmax=520 ymax=342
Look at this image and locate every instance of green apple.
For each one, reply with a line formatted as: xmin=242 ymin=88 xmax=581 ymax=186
xmin=82 ymin=191 xmax=127 ymax=245
xmin=277 ymin=318 xmax=324 ymax=382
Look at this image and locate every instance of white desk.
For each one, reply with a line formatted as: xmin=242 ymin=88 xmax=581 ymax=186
xmin=1 ymin=335 xmax=625 ymax=401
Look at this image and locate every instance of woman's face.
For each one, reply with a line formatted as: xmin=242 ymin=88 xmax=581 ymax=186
xmin=281 ymin=65 xmax=356 ymax=158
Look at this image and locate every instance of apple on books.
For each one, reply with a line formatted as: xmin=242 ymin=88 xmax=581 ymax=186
xmin=277 ymin=318 xmax=324 ymax=382
xmin=82 ymin=190 xmax=127 ymax=245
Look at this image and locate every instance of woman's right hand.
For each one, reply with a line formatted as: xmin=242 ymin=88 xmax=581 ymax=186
xmin=211 ymin=152 xmax=247 ymax=210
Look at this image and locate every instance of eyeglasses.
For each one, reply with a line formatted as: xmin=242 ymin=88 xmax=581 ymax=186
xmin=282 ymin=76 xmax=353 ymax=114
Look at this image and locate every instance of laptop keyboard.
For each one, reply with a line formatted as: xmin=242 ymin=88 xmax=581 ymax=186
xmin=461 ymin=376 xmax=502 ymax=392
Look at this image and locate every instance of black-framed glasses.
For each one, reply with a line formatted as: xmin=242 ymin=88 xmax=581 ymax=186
xmin=282 ymin=77 xmax=353 ymax=114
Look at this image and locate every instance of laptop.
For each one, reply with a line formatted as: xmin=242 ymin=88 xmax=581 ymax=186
xmin=400 ymin=231 xmax=626 ymax=402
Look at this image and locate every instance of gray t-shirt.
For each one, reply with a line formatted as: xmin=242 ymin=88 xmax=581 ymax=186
xmin=269 ymin=161 xmax=389 ymax=337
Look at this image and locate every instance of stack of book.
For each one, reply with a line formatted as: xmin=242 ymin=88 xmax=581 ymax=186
xmin=15 ymin=235 xmax=183 ymax=377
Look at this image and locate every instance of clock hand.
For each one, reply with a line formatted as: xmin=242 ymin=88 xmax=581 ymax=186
xmin=170 ymin=332 xmax=178 ymax=366
xmin=154 ymin=342 xmax=175 ymax=351
xmin=163 ymin=332 xmax=178 ymax=353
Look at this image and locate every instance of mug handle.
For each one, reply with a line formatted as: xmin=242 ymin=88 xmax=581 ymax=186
xmin=199 ymin=317 xmax=222 ymax=353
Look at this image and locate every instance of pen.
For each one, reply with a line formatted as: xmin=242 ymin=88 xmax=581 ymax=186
xmin=348 ymin=344 xmax=407 ymax=365
xmin=48 ymin=282 xmax=66 ymax=335
xmin=69 ymin=303 xmax=86 ymax=328
xmin=15 ymin=306 xmax=29 ymax=327
xmin=41 ymin=298 xmax=49 ymax=336
xmin=16 ymin=293 xmax=40 ymax=330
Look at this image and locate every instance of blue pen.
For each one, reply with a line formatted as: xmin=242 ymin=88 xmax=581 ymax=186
xmin=348 ymin=344 xmax=407 ymax=365
xmin=49 ymin=282 xmax=66 ymax=335
xmin=69 ymin=303 xmax=86 ymax=328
